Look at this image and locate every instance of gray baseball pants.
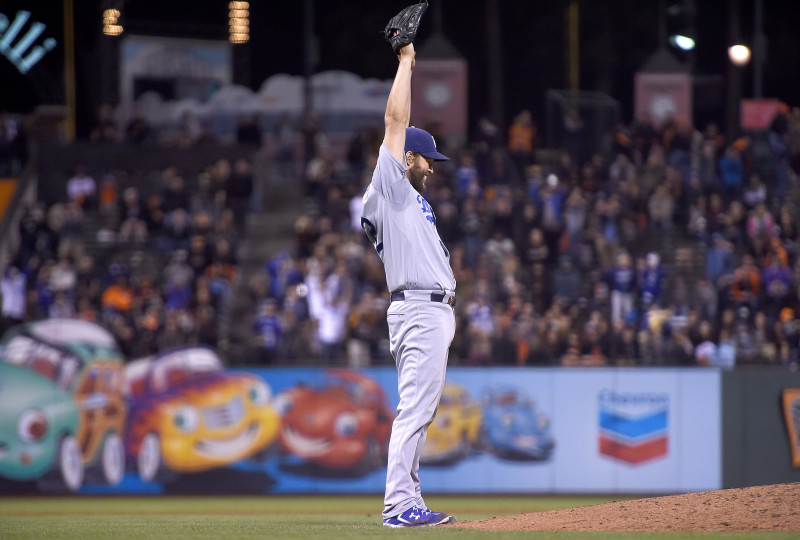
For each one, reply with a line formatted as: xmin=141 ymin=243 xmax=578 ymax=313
xmin=382 ymin=297 xmax=455 ymax=519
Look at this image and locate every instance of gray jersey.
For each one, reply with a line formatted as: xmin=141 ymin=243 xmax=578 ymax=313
xmin=361 ymin=144 xmax=456 ymax=294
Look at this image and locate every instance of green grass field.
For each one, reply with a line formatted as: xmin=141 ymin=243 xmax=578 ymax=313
xmin=0 ymin=495 xmax=796 ymax=540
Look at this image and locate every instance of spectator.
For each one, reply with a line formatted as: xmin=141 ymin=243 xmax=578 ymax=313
xmin=562 ymin=187 xmax=587 ymax=264
xmin=125 ymin=106 xmax=151 ymax=144
xmin=647 ymin=182 xmax=674 ymax=230
xmin=224 ymin=158 xmax=255 ymax=228
xmin=746 ymin=202 xmax=776 ymax=258
xmin=48 ymin=258 xmax=77 ymax=302
xmin=162 ymin=208 xmax=193 ymax=252
xmin=640 ymin=252 xmax=665 ymax=309
xmin=693 ymin=278 xmax=719 ymax=322
xmin=163 ymin=250 xmax=194 ymax=291
xmin=762 ymin=255 xmax=792 ymax=319
xmin=507 ymin=109 xmax=537 ymax=178
xmin=252 ymin=299 xmax=283 ymax=364
xmin=711 ymin=329 xmax=737 ymax=368
xmin=49 ymin=292 xmax=75 ymax=319
xmin=66 ymin=165 xmax=96 ymax=210
xmin=717 ymin=143 xmax=745 ymax=204
xmin=742 ymin=174 xmax=767 ymax=210
xmin=0 ymin=266 xmax=26 ymax=334
xmin=608 ymin=152 xmax=636 ymax=189
xmin=563 ymin=107 xmax=587 ymax=165
xmin=768 ymin=111 xmax=792 ymax=202
xmin=607 ymin=251 xmax=636 ymax=326
xmin=459 ymin=197 xmax=484 ymax=268
xmin=164 ymin=273 xmax=192 ymax=311
xmin=535 ymin=174 xmax=565 ymax=262
xmin=160 ymin=168 xmax=191 ymax=213
xmin=306 ymin=261 xmax=351 ymax=363
xmin=101 ymin=274 xmax=134 ymax=324
xmin=0 ymin=111 xmax=25 ymax=175
xmin=706 ymin=233 xmax=735 ymax=288
xmin=53 ymin=201 xmax=85 ymax=261
xmin=454 ymin=152 xmax=481 ymax=199
xmin=465 ymin=290 xmax=494 ymax=365
xmin=729 ymin=255 xmax=762 ymax=311
xmin=346 ymin=289 xmax=385 ymax=367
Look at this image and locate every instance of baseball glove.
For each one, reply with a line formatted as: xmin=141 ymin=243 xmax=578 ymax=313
xmin=383 ymin=1 xmax=429 ymax=54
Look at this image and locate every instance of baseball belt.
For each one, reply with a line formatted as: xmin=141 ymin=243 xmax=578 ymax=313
xmin=390 ymin=290 xmax=456 ymax=307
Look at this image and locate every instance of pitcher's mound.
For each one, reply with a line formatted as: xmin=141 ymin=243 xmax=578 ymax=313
xmin=455 ymin=483 xmax=800 ymax=532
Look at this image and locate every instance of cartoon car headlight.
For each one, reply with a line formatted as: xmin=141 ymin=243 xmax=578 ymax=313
xmin=334 ymin=412 xmax=358 ymax=437
xmin=172 ymin=406 xmax=199 ymax=433
xmin=17 ymin=409 xmax=49 ymax=443
xmin=436 ymin=412 xmax=452 ymax=430
xmin=248 ymin=381 xmax=271 ymax=407
xmin=273 ymin=393 xmax=293 ymax=416
xmin=538 ymin=413 xmax=550 ymax=429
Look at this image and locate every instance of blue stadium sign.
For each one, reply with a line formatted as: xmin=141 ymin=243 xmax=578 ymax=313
xmin=0 ymin=10 xmax=57 ymax=74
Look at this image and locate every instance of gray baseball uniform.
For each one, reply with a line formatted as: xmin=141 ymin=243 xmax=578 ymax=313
xmin=361 ymin=143 xmax=456 ymax=519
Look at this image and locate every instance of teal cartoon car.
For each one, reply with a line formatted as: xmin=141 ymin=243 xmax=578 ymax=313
xmin=0 ymin=319 xmax=128 ymax=492
xmin=0 ymin=361 xmax=82 ymax=491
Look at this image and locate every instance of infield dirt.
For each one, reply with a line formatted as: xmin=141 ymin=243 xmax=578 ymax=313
xmin=455 ymin=482 xmax=800 ymax=532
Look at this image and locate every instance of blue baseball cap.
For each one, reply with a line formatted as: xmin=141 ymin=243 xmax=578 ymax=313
xmin=404 ymin=126 xmax=449 ymax=161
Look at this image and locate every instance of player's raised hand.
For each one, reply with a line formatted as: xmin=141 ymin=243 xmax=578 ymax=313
xmin=398 ymin=42 xmax=415 ymax=70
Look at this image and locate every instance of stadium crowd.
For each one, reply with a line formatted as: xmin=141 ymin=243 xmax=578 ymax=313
xmin=2 ymin=105 xmax=800 ymax=370
xmin=248 ymin=106 xmax=800 ymax=370
xmin=2 ymin=150 xmax=254 ymax=360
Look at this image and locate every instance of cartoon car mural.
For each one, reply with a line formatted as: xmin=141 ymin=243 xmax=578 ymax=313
xmin=123 ymin=346 xmax=280 ymax=482
xmin=274 ymin=369 xmax=394 ymax=473
xmin=0 ymin=318 xmax=128 ymax=491
xmin=482 ymin=386 xmax=555 ymax=460
xmin=421 ymin=383 xmax=483 ymax=464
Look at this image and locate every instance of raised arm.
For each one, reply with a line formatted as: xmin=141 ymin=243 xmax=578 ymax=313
xmin=383 ymin=43 xmax=415 ymax=164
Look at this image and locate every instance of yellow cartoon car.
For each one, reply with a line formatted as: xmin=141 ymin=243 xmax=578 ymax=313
xmin=421 ymin=383 xmax=483 ymax=464
xmin=123 ymin=346 xmax=280 ymax=482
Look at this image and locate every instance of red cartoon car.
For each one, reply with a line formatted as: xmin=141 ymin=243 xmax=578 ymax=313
xmin=274 ymin=370 xmax=394 ymax=473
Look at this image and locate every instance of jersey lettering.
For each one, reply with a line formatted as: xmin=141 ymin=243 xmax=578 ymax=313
xmin=417 ymin=194 xmax=435 ymax=224
xmin=361 ymin=217 xmax=383 ymax=255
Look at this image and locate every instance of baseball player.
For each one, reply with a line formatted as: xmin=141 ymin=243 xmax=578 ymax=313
xmin=361 ymin=5 xmax=456 ymax=528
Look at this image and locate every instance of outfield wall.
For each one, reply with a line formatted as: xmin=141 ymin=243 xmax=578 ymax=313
xmin=2 ymin=366 xmax=799 ymax=495
xmin=722 ymin=369 xmax=800 ymax=488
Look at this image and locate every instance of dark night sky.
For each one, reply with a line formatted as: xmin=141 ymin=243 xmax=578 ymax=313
xmin=2 ymin=1 xmax=799 ymax=138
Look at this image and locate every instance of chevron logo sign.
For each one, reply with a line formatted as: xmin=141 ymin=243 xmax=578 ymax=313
xmin=598 ymin=389 xmax=669 ymax=465
xmin=0 ymin=11 xmax=57 ymax=75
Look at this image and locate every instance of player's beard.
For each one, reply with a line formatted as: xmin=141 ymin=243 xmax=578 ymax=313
xmin=407 ymin=161 xmax=427 ymax=194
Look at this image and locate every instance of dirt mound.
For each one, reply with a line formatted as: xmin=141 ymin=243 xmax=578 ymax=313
xmin=455 ymin=483 xmax=800 ymax=532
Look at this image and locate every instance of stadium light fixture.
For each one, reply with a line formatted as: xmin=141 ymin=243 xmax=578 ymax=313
xmin=669 ymin=34 xmax=695 ymax=51
xmin=102 ymin=8 xmax=123 ymax=36
xmin=229 ymin=1 xmax=249 ymax=44
xmin=728 ymin=43 xmax=751 ymax=66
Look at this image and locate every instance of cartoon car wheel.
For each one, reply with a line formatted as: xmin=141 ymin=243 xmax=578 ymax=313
xmin=138 ymin=433 xmax=167 ymax=482
xmin=93 ymin=432 xmax=125 ymax=485
xmin=37 ymin=435 xmax=84 ymax=492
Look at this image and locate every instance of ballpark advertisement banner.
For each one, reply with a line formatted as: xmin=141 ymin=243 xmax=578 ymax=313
xmin=0 ymin=342 xmax=723 ymax=495
xmin=783 ymin=389 xmax=800 ymax=468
